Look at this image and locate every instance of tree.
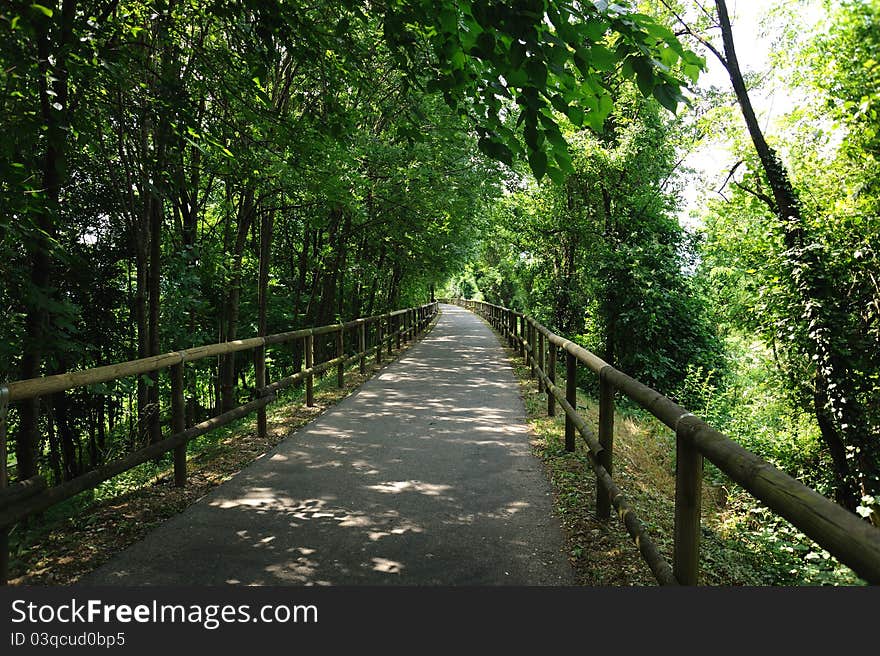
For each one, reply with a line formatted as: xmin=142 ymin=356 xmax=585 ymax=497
xmin=668 ymin=0 xmax=880 ymax=515
xmin=1 ymin=0 xmax=510 ymax=482
xmin=382 ymin=0 xmax=702 ymax=180
xmin=465 ymin=83 xmax=721 ymax=404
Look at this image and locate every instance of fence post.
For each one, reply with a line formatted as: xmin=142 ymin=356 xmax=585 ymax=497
xmin=336 ymin=327 xmax=345 ymax=388
xmin=674 ymin=417 xmax=703 ymax=585
xmin=171 ymin=363 xmax=187 ymax=487
xmin=565 ymin=351 xmax=576 ymax=452
xmin=564 ymin=350 xmax=577 ymax=452
xmin=376 ymin=319 xmax=383 ymax=364
xmin=537 ymin=331 xmax=545 ymax=393
xmin=306 ymin=332 xmax=315 ymax=407
xmin=359 ymin=322 xmax=366 ymax=374
xmin=398 ymin=313 xmax=403 ymax=348
xmin=387 ymin=314 xmax=393 ymax=355
xmin=597 ymin=370 xmax=615 ymax=519
xmin=509 ymin=311 xmax=515 ymax=347
xmin=519 ymin=316 xmax=525 ymax=358
xmin=547 ymin=344 xmax=556 ymax=416
xmin=256 ymin=342 xmax=268 ymax=440
xmin=0 ymin=387 xmax=8 ymax=585
xmin=529 ymin=321 xmax=536 ymax=379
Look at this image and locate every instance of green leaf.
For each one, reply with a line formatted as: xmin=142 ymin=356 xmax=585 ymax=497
xmin=597 ymin=92 xmax=613 ymax=121
xmin=632 ymin=57 xmax=654 ymax=96
xmin=510 ymin=40 xmax=526 ymax=69
xmin=525 ymin=58 xmax=547 ymax=89
xmin=475 ymin=31 xmax=495 ymax=57
xmin=439 ymin=7 xmax=457 ymax=34
xmin=545 ymin=165 xmax=565 ymax=184
xmin=642 ymin=21 xmax=676 ymax=44
xmin=550 ymin=93 xmax=568 ymax=115
xmin=684 ymin=62 xmax=702 ymax=84
xmin=528 ymin=149 xmax=547 ymax=180
xmin=573 ymin=49 xmax=590 ymax=77
xmin=30 ymin=3 xmax=53 ymax=17
xmin=652 ymin=84 xmax=678 ymax=113
xmin=544 ymin=126 xmax=567 ymax=149
xmin=553 ymin=146 xmax=572 ymax=173
xmin=584 ymin=19 xmax=609 ymax=42
xmin=477 ymin=136 xmax=513 ymax=166
xmin=590 ymin=45 xmax=617 ymax=71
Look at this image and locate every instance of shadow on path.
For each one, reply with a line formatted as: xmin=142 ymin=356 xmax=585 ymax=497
xmin=82 ymin=304 xmax=573 ymax=585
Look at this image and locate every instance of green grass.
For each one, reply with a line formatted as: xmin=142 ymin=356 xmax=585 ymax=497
xmin=489 ymin=321 xmax=865 ymax=586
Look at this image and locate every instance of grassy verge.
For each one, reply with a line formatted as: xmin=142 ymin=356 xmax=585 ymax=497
xmin=489 ymin=321 xmax=862 ymax=586
xmin=7 ymin=319 xmax=438 ymax=585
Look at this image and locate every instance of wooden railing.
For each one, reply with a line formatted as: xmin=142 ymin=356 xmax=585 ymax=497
xmin=447 ymin=298 xmax=880 ymax=585
xmin=0 ymin=302 xmax=439 ymax=584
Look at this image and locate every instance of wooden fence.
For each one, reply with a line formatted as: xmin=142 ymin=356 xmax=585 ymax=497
xmin=449 ymin=298 xmax=880 ymax=585
xmin=0 ymin=302 xmax=438 ymax=584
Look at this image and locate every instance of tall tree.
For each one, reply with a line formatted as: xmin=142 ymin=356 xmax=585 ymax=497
xmin=667 ymin=0 xmax=880 ymax=513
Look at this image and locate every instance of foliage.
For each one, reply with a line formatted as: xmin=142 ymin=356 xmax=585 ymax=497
xmin=0 ymin=0 xmax=500 ymax=482
xmin=382 ymin=0 xmax=704 ymax=180
xmin=695 ymin=0 xmax=880 ymax=515
xmin=455 ymin=83 xmax=722 ymax=406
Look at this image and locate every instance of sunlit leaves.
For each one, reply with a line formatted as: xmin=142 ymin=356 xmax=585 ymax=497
xmin=30 ymin=4 xmax=53 ymax=18
xmin=382 ymin=1 xmax=701 ymax=180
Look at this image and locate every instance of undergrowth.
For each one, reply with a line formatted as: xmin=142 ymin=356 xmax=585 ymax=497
xmin=499 ymin=330 xmax=864 ymax=586
xmin=7 ymin=322 xmax=437 ymax=585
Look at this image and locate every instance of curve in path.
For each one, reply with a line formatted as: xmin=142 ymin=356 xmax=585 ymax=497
xmin=82 ymin=304 xmax=573 ymax=585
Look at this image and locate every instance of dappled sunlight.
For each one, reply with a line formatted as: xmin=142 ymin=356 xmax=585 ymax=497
xmin=371 ymin=557 xmax=404 ymax=574
xmin=83 ymin=303 xmax=572 ymax=586
xmin=210 ymin=487 xmax=305 ymax=510
xmin=368 ymin=521 xmax=425 ymax=542
xmin=365 ymin=480 xmax=453 ymax=497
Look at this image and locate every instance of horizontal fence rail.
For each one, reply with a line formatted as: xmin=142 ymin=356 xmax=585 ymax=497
xmin=0 ymin=302 xmax=439 ymax=584
xmin=444 ymin=298 xmax=880 ymax=586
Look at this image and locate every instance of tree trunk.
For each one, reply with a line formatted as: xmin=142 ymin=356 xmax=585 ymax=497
xmin=16 ymin=2 xmax=77 ymax=480
xmin=366 ymin=243 xmax=387 ymax=317
xmin=257 ymin=208 xmax=274 ymax=343
xmin=716 ymin=0 xmax=879 ymax=510
xmin=221 ymin=188 xmax=255 ymax=411
xmin=51 ymin=361 xmax=80 ymax=482
xmin=146 ymin=190 xmax=163 ymax=445
xmin=315 ymin=207 xmax=347 ymax=328
xmin=134 ymin=232 xmax=149 ymax=446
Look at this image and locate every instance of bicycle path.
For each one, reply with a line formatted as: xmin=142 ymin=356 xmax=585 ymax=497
xmin=82 ymin=304 xmax=573 ymax=585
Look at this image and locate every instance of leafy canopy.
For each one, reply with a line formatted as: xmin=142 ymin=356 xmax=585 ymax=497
xmin=380 ymin=0 xmax=703 ymax=181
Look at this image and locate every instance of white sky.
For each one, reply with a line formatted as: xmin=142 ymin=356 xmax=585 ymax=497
xmin=679 ymin=0 xmax=827 ymax=227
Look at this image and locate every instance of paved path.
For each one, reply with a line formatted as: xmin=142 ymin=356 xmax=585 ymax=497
xmin=83 ymin=304 xmax=573 ymax=586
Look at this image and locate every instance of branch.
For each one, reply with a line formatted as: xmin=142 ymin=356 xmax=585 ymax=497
xmin=693 ymin=0 xmax=719 ymax=26
xmin=717 ymin=159 xmax=743 ymax=194
xmin=658 ymin=0 xmax=728 ymax=70
xmin=733 ymin=180 xmax=777 ymax=212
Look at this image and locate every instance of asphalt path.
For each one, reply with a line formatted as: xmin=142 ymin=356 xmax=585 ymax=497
xmin=82 ymin=304 xmax=574 ymax=585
